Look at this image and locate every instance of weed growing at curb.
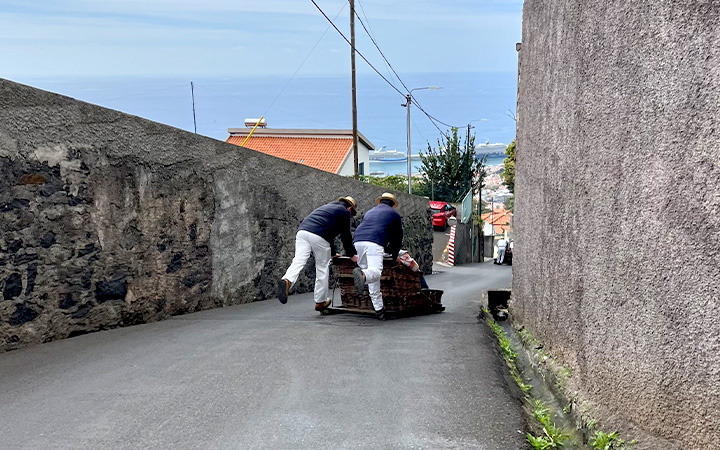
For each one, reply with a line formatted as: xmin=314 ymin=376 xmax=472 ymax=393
xmin=487 ymin=318 xmax=518 ymax=362
xmin=589 ymin=431 xmax=635 ymax=450
xmin=483 ymin=309 xmax=567 ymax=448
xmin=482 ymin=308 xmax=636 ymax=450
xmin=485 ymin=309 xmax=531 ymax=394
xmin=528 ymin=398 xmax=569 ymax=449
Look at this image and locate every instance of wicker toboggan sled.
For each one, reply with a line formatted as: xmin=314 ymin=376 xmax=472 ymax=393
xmin=324 ymin=256 xmax=445 ymax=318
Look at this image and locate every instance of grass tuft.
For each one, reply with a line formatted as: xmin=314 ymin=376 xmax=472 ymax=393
xmin=488 ymin=319 xmax=637 ymax=450
xmin=590 ymin=430 xmax=632 ymax=449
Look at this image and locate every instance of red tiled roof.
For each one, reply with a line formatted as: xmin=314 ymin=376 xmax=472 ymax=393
xmin=481 ymin=209 xmax=512 ymax=225
xmin=226 ymin=135 xmax=352 ymax=173
xmin=482 ymin=209 xmax=512 ymax=234
xmin=493 ymin=224 xmax=508 ymax=234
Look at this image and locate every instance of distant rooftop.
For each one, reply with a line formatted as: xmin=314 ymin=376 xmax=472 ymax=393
xmin=226 ymin=127 xmax=374 ymax=174
xmin=227 ymin=128 xmax=374 ymax=150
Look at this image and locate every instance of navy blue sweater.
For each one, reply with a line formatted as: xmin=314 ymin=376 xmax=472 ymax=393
xmin=353 ymin=203 xmax=403 ymax=258
xmin=299 ymin=202 xmax=356 ymax=257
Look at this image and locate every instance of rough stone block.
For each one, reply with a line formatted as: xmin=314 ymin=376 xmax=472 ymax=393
xmin=39 ymin=231 xmax=56 ymax=248
xmin=95 ymin=276 xmax=128 ymax=303
xmin=166 ymin=253 xmax=183 ymax=274
xmin=3 ymin=273 xmax=22 ymax=300
xmin=58 ymin=293 xmax=76 ymax=310
xmin=25 ymin=264 xmax=37 ymax=295
xmin=0 ymin=198 xmax=30 ymax=212
xmin=9 ymin=304 xmax=38 ymax=326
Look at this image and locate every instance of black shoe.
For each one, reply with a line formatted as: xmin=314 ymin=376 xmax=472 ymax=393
xmin=277 ymin=278 xmax=290 ymax=304
xmin=353 ymin=267 xmax=365 ymax=294
xmin=375 ymin=308 xmax=386 ymax=320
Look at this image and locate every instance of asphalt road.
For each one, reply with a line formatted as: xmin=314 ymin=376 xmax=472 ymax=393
xmin=0 ymin=262 xmax=525 ymax=450
xmin=432 ymin=229 xmax=451 ymax=262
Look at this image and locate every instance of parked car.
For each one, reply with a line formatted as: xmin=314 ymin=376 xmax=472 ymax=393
xmin=430 ymin=201 xmax=457 ymax=230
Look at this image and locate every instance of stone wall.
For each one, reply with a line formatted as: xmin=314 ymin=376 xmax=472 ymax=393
xmin=514 ymin=2 xmax=720 ymax=449
xmin=0 ymin=79 xmax=433 ymax=353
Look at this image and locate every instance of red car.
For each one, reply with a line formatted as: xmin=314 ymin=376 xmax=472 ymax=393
xmin=430 ymin=201 xmax=457 ymax=230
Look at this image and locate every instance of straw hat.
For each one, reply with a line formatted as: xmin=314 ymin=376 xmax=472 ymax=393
xmin=375 ymin=192 xmax=398 ymax=208
xmin=338 ymin=196 xmax=358 ymax=215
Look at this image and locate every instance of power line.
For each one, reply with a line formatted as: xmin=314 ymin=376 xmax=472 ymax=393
xmin=411 ymin=100 xmax=455 ymax=139
xmin=309 ymin=0 xmax=406 ymax=98
xmin=262 ymin=2 xmax=348 ymax=116
xmin=352 ymin=7 xmax=409 ymax=94
xmin=312 ymin=0 xmax=459 ymax=139
xmin=192 ymin=83 xmax=340 ymax=130
xmin=416 ymin=106 xmax=463 ymax=129
xmin=350 ymin=3 xmax=459 ymax=136
xmin=191 ymin=3 xmax=347 ymax=134
xmin=354 ymin=0 xmax=399 ymax=91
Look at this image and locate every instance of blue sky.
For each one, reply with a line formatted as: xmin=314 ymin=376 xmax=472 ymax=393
xmin=1 ymin=0 xmax=523 ymax=77
xmin=1 ymin=1 xmax=523 ymax=149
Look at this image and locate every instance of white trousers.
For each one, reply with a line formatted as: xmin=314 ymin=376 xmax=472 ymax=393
xmin=282 ymin=230 xmax=331 ymax=304
xmin=354 ymin=241 xmax=385 ymax=311
xmin=497 ymin=247 xmax=506 ymax=263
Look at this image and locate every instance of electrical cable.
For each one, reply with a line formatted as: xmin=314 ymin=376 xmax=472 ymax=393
xmin=354 ymin=0 xmax=400 ymax=91
xmin=314 ymin=0 xmax=461 ymax=142
xmin=350 ymin=4 xmax=452 ymax=135
xmin=191 ymin=3 xmax=348 ymax=133
xmin=351 ymin=6 xmax=462 ymax=135
xmin=192 ymin=83 xmax=340 ymax=130
xmin=262 ymin=2 xmax=348 ymax=116
xmin=411 ymin=118 xmax=429 ymax=146
xmin=310 ymin=0 xmax=406 ymax=98
xmin=416 ymin=107 xmax=463 ymax=129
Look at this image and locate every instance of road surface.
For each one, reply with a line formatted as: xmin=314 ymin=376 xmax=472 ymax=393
xmin=0 ymin=262 xmax=525 ymax=449
xmin=432 ymin=228 xmax=451 ymax=262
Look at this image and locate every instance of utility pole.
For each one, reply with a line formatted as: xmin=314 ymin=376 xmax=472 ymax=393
xmin=406 ymin=93 xmax=412 ymax=194
xmin=491 ymin=193 xmax=496 ymax=261
xmin=467 ymin=123 xmax=472 ymax=152
xmin=350 ymin=0 xmax=359 ymax=179
xmin=467 ymin=122 xmax=473 ymax=209
xmin=404 ymin=87 xmax=441 ymax=194
xmin=191 ymin=81 xmax=197 ymax=134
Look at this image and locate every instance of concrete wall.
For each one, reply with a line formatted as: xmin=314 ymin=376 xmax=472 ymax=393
xmin=451 ymin=222 xmax=483 ymax=265
xmin=337 ymin=143 xmax=371 ymax=177
xmin=0 ymin=79 xmax=433 ymax=353
xmin=514 ymin=2 xmax=720 ymax=449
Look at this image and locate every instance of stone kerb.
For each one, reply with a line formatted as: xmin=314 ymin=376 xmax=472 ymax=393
xmin=0 ymin=79 xmax=433 ymax=352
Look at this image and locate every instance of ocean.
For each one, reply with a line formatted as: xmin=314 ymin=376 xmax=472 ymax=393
xmin=370 ymin=154 xmax=506 ymax=177
xmin=10 ymin=71 xmax=517 ymax=175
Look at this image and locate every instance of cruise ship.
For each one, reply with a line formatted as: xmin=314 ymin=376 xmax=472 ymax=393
xmin=369 ymin=148 xmax=409 ymax=161
xmin=474 ymin=141 xmax=507 ymax=158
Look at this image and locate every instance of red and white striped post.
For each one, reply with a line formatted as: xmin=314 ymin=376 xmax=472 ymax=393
xmin=447 ymin=225 xmax=456 ymax=266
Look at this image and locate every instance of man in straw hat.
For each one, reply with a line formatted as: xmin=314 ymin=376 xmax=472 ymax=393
xmin=278 ymin=196 xmax=359 ymax=311
xmin=352 ymin=192 xmax=403 ymax=320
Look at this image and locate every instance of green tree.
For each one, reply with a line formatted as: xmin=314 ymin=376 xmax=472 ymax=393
xmin=358 ymin=174 xmax=408 ymax=192
xmin=356 ymin=175 xmax=428 ymax=196
xmin=418 ymin=127 xmax=486 ymax=203
xmin=501 ymin=139 xmax=515 ymax=193
xmin=503 ymin=196 xmax=514 ymax=211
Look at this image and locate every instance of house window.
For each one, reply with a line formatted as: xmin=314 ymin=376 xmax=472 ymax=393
xmin=359 ymin=162 xmax=365 ymax=175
